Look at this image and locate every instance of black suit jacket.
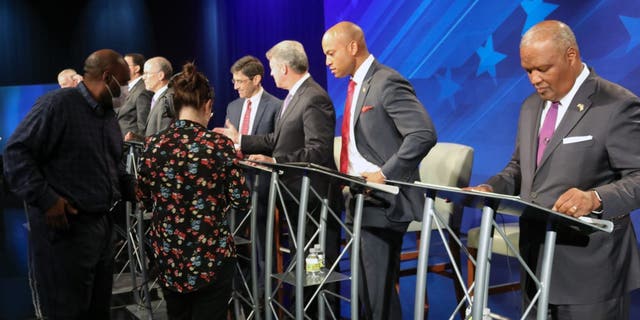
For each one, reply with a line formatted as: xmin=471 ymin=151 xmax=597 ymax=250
xmin=242 ymin=76 xmax=336 ymax=199
xmin=117 ymin=79 xmax=152 ymax=137
xmin=487 ymin=69 xmax=640 ymax=304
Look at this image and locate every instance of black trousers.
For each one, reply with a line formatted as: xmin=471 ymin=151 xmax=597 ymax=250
xmin=523 ymin=292 xmax=630 ymax=320
xmin=162 ymin=261 xmax=234 ymax=320
xmin=27 ymin=208 xmax=115 ymax=320
xmin=358 ymin=227 xmax=404 ymax=320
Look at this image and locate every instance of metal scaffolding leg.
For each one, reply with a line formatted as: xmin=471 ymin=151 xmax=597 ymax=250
xmin=116 ymin=143 xmax=154 ymax=319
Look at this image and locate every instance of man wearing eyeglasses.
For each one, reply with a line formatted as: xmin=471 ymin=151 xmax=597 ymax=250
xmin=143 ymin=56 xmax=175 ymax=137
xmin=225 ymin=55 xmax=281 ymax=303
xmin=227 ymin=55 xmax=281 ymax=149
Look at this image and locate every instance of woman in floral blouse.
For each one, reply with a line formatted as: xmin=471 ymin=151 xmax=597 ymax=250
xmin=137 ymin=62 xmax=250 ymax=320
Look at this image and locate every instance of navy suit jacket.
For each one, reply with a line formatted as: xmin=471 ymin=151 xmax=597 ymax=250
xmin=487 ymin=69 xmax=640 ymax=304
xmin=226 ymin=90 xmax=281 ymax=138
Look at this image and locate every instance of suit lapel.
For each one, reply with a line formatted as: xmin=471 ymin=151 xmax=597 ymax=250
xmin=353 ymin=62 xmax=377 ymax=126
xmin=276 ymin=78 xmax=309 ymax=134
xmin=524 ymin=100 xmax=544 ymax=174
xmin=252 ymin=97 xmax=267 ymax=133
xmin=536 ymin=75 xmax=596 ymax=171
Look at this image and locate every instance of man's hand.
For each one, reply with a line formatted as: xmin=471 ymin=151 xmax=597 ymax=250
xmin=361 ymin=170 xmax=385 ymax=184
xmin=124 ymin=131 xmax=144 ymax=142
xmin=247 ymin=154 xmax=275 ymax=164
xmin=462 ymin=184 xmax=493 ymax=192
xmin=45 ymin=197 xmax=78 ymax=230
xmin=213 ymin=119 xmax=240 ymax=144
xmin=552 ymin=188 xmax=601 ymax=217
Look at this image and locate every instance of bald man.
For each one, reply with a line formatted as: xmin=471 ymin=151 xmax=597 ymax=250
xmin=57 ymin=68 xmax=82 ymax=88
xmin=322 ymin=21 xmax=436 ymax=319
xmin=468 ymin=20 xmax=640 ymax=319
xmin=143 ymin=56 xmax=175 ymax=136
xmin=4 ymin=49 xmax=135 ymax=319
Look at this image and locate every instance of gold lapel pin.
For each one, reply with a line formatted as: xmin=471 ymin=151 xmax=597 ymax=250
xmin=577 ymin=103 xmax=584 ymax=112
xmin=362 ymin=87 xmax=367 ymax=93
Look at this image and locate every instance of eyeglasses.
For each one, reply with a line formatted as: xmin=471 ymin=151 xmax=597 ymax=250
xmin=231 ymin=77 xmax=253 ymax=85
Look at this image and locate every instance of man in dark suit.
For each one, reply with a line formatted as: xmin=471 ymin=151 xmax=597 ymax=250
xmin=225 ymin=55 xmax=281 ymax=299
xmin=143 ymin=56 xmax=174 ymax=137
xmin=215 ymin=40 xmax=339 ymax=314
xmin=468 ymin=20 xmax=640 ymax=319
xmin=117 ymin=53 xmax=152 ymax=138
xmin=216 ymin=41 xmax=336 ymax=208
xmin=226 ymin=55 xmax=280 ymax=137
xmin=322 ymin=22 xmax=437 ymax=319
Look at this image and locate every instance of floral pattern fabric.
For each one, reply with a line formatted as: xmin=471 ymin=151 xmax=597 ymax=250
xmin=137 ymin=119 xmax=250 ymax=293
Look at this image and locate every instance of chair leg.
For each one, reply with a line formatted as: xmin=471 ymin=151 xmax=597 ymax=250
xmin=273 ymin=208 xmax=285 ymax=317
xmin=449 ymin=233 xmax=465 ymax=320
xmin=467 ymin=247 xmax=477 ymax=292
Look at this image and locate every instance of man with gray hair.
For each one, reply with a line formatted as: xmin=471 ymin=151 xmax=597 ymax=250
xmin=142 ymin=56 xmax=174 ymax=137
xmin=57 ymin=68 xmax=82 ymax=88
xmin=214 ymin=40 xmax=340 ymax=315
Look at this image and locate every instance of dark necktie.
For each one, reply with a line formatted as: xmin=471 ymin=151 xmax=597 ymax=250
xmin=537 ymin=101 xmax=559 ymax=165
xmin=340 ymin=80 xmax=357 ymax=173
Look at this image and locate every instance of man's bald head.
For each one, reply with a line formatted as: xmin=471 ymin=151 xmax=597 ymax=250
xmin=57 ymin=69 xmax=78 ymax=88
xmin=81 ymin=49 xmax=129 ymax=104
xmin=324 ymin=21 xmax=367 ymax=53
xmin=322 ymin=21 xmax=370 ymax=78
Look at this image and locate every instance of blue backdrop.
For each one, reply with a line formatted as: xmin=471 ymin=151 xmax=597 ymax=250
xmin=1 ymin=0 xmax=639 ymax=224
xmin=324 ymin=0 xmax=640 ymax=185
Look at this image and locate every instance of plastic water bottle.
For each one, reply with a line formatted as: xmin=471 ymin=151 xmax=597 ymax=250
xmin=305 ymin=248 xmax=320 ymax=282
xmin=314 ymin=244 xmax=325 ymax=270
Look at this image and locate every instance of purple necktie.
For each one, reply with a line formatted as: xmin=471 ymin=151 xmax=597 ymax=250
xmin=280 ymin=94 xmax=292 ymax=116
xmin=537 ymin=101 xmax=559 ymax=165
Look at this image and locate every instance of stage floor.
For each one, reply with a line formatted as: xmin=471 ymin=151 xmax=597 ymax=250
xmin=2 ymin=205 xmax=639 ymax=319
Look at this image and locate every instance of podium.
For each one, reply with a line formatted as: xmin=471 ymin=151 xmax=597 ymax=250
xmin=386 ymin=180 xmax=613 ymax=320
xmin=244 ymin=160 xmax=398 ymax=320
xmin=228 ymin=161 xmax=275 ymax=320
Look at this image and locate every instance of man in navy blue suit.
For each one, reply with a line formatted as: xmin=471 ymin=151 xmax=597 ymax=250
xmin=225 ymin=55 xmax=281 ymax=299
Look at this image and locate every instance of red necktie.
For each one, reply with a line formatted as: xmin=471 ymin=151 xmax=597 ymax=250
xmin=537 ymin=101 xmax=559 ymax=165
xmin=340 ymin=80 xmax=356 ymax=173
xmin=240 ymin=100 xmax=252 ymax=135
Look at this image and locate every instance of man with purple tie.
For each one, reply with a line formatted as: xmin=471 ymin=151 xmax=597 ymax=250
xmin=467 ymin=20 xmax=640 ymax=319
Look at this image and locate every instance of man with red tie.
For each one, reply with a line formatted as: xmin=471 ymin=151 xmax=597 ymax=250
xmin=322 ymin=21 xmax=437 ymax=319
xmin=224 ymin=55 xmax=281 ymax=300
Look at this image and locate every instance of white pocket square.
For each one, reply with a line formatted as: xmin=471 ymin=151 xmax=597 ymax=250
xmin=562 ymin=135 xmax=592 ymax=144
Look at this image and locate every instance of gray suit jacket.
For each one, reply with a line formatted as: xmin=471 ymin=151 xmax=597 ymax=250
xmin=487 ymin=69 xmax=640 ymax=304
xmin=226 ymin=90 xmax=281 ymax=137
xmin=117 ymin=79 xmax=152 ymax=137
xmin=241 ymin=77 xmax=336 ymax=198
xmin=351 ymin=60 xmax=436 ymax=230
xmin=145 ymin=88 xmax=174 ymax=136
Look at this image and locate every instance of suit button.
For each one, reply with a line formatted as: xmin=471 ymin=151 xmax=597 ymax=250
xmin=531 ymin=192 xmax=537 ymax=199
